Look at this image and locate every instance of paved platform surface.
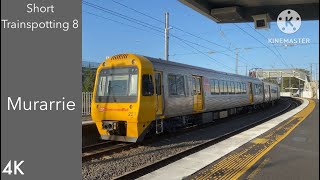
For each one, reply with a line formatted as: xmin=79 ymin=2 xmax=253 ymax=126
xmin=239 ymin=100 xmax=319 ymax=180
xmin=82 ymin=116 xmax=93 ymax=125
xmin=82 ymin=118 xmax=100 ymax=147
xmin=139 ymin=99 xmax=317 ymax=180
xmin=187 ymin=99 xmax=317 ymax=180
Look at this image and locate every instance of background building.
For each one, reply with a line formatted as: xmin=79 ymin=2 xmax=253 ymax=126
xmin=249 ymin=68 xmax=319 ymax=98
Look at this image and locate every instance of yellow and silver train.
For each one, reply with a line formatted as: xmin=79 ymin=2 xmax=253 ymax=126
xmin=91 ymin=54 xmax=280 ymax=142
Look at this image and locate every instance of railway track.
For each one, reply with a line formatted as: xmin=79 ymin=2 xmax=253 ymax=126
xmin=82 ymin=141 xmax=111 ymax=152
xmin=82 ymin=142 xmax=135 ymax=162
xmin=82 ymin=105 xmax=266 ymax=162
xmin=114 ymin=98 xmax=300 ymax=179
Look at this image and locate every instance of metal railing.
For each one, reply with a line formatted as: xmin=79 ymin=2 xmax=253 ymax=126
xmin=82 ymin=92 xmax=93 ymax=116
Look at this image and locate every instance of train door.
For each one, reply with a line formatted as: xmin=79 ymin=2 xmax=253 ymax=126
xmin=262 ymin=83 xmax=268 ymax=102
xmin=155 ymin=71 xmax=163 ymax=116
xmin=192 ymin=76 xmax=203 ymax=112
xmin=248 ymin=82 xmax=254 ymax=104
xmin=268 ymin=85 xmax=271 ymax=101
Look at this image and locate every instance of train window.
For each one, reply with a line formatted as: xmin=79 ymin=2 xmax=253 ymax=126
xmin=254 ymin=84 xmax=263 ymax=95
xmin=97 ymin=76 xmax=107 ymax=96
xmin=231 ymin=81 xmax=235 ymax=94
xmin=170 ymin=75 xmax=178 ymax=95
xmin=241 ymin=83 xmax=243 ymax=94
xmin=237 ymin=82 xmax=242 ymax=94
xmin=96 ymin=67 xmax=138 ymax=102
xmin=192 ymin=77 xmax=196 ymax=95
xmin=155 ymin=73 xmax=161 ymax=95
xmin=168 ymin=74 xmax=185 ymax=96
xmin=264 ymin=86 xmax=268 ymax=95
xmin=129 ymin=74 xmax=138 ymax=96
xmin=220 ymin=81 xmax=224 ymax=94
xmin=210 ymin=79 xmax=220 ymax=95
xmin=230 ymin=81 xmax=235 ymax=94
xmin=185 ymin=75 xmax=190 ymax=96
xmin=227 ymin=81 xmax=232 ymax=94
xmin=242 ymin=83 xmax=245 ymax=94
xmin=219 ymin=80 xmax=224 ymax=94
xmin=255 ymin=84 xmax=259 ymax=94
xmin=254 ymin=84 xmax=258 ymax=94
xmin=271 ymin=87 xmax=277 ymax=93
xmin=244 ymin=84 xmax=248 ymax=93
xmin=221 ymin=81 xmax=228 ymax=94
xmin=107 ymin=75 xmax=129 ymax=96
xmin=210 ymin=80 xmax=215 ymax=95
xmin=178 ymin=76 xmax=186 ymax=95
xmin=226 ymin=81 xmax=229 ymax=94
xmin=142 ymin=75 xmax=154 ymax=96
xmin=224 ymin=81 xmax=228 ymax=94
xmin=234 ymin=82 xmax=238 ymax=94
xmin=242 ymin=83 xmax=246 ymax=94
xmin=214 ymin=80 xmax=220 ymax=94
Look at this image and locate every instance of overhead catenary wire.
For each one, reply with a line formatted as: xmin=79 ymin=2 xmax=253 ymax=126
xmin=171 ymin=35 xmax=256 ymax=67
xmin=94 ymin=1 xmax=319 ymax=71
xmin=109 ymin=0 xmax=257 ymax=67
xmin=83 ymin=11 xmax=156 ymax=33
xmin=84 ymin=9 xmax=234 ymax=70
xmin=245 ymin=24 xmax=289 ymax=68
xmin=111 ymin=0 xmax=164 ymax=24
xmin=83 ymin=1 xmax=239 ymax=71
xmin=172 ymin=35 xmax=235 ymax=71
xmin=83 ymin=1 xmax=164 ymax=33
xmin=233 ymin=23 xmax=289 ymax=68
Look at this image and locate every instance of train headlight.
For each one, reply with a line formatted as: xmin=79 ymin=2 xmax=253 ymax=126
xmin=102 ymin=121 xmax=114 ymax=131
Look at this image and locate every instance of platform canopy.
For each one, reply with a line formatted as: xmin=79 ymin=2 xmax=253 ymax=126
xmin=252 ymin=68 xmax=311 ymax=82
xmin=179 ymin=0 xmax=319 ymax=23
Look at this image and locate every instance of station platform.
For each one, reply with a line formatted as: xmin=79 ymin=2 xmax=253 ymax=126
xmin=82 ymin=116 xmax=94 ymax=125
xmin=82 ymin=120 xmax=94 ymax=126
xmin=82 ymin=117 xmax=100 ymax=146
xmin=237 ymin=99 xmax=319 ymax=180
xmin=138 ymin=99 xmax=318 ymax=180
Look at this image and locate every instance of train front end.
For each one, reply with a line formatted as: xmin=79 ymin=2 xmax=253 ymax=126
xmin=91 ymin=54 xmax=156 ymax=142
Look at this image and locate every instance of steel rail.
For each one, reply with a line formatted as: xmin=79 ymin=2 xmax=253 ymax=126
xmin=114 ymin=98 xmax=299 ymax=179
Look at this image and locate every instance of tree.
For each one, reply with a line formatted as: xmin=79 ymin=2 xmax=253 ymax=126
xmin=82 ymin=68 xmax=96 ymax=92
xmin=282 ymin=77 xmax=304 ymax=92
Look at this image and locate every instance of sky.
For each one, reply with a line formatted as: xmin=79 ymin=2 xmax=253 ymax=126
xmin=82 ymin=0 xmax=319 ymax=77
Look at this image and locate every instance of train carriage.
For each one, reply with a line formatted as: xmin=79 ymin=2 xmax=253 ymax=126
xmin=91 ymin=54 xmax=280 ymax=142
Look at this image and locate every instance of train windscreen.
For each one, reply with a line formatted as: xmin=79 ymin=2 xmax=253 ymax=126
xmin=96 ymin=67 xmax=138 ymax=102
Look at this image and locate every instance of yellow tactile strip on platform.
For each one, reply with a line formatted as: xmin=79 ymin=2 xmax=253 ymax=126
xmin=189 ymin=100 xmax=315 ymax=180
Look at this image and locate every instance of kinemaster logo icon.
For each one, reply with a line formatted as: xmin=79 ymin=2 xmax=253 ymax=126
xmin=277 ymin=9 xmax=302 ymax=34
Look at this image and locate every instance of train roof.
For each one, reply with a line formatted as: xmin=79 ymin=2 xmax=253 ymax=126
xmin=143 ymin=55 xmax=261 ymax=82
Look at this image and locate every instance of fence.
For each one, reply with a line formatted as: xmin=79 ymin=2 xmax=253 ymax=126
xmin=82 ymin=92 xmax=93 ymax=116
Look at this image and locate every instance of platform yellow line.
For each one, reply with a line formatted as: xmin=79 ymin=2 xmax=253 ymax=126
xmin=198 ymin=103 xmax=306 ymax=180
xmin=246 ymin=158 xmax=270 ymax=180
xmin=230 ymin=99 xmax=315 ymax=180
xmin=195 ymin=100 xmax=315 ymax=180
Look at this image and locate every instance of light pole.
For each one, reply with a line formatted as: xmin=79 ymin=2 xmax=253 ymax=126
xmin=235 ymin=48 xmax=239 ymax=74
xmin=164 ymin=12 xmax=169 ymax=61
xmin=235 ymin=48 xmax=251 ymax=75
